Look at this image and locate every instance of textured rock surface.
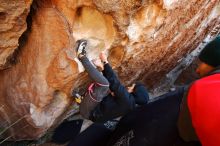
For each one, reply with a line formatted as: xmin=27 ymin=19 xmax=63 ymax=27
xmin=0 ymin=0 xmax=32 ymax=70
xmin=0 ymin=0 xmax=220 ymax=140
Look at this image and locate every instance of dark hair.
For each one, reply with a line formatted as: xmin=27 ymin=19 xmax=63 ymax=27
xmin=132 ymin=82 xmax=149 ymax=105
xmin=199 ymin=36 xmax=220 ymax=67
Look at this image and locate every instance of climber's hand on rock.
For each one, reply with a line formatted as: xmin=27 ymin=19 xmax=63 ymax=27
xmin=92 ymin=59 xmax=104 ymax=71
xmin=100 ymin=52 xmax=108 ymax=64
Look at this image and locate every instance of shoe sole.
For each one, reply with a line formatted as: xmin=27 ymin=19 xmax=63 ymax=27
xmin=75 ymin=39 xmax=87 ymax=55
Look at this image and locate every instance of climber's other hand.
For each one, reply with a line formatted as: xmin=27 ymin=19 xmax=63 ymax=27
xmin=99 ymin=52 xmax=108 ymax=63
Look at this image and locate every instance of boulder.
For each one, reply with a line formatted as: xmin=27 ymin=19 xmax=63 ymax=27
xmin=0 ymin=0 xmax=32 ymax=70
xmin=0 ymin=0 xmax=219 ymax=140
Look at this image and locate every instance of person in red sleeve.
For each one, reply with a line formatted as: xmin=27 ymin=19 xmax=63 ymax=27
xmin=178 ymin=36 xmax=220 ymax=146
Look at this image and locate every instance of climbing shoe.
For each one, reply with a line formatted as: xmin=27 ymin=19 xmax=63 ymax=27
xmin=75 ymin=39 xmax=87 ymax=58
xmin=72 ymin=90 xmax=83 ymax=104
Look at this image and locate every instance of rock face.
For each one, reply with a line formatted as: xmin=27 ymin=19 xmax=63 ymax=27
xmin=0 ymin=0 xmax=219 ymax=140
xmin=0 ymin=0 xmax=32 ymax=70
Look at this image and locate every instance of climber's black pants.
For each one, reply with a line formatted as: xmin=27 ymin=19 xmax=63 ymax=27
xmin=79 ymin=56 xmax=109 ymax=119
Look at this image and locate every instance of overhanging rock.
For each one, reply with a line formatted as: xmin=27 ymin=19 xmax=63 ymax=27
xmin=0 ymin=0 xmax=219 ymax=140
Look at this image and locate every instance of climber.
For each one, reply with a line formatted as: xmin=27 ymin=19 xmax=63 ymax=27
xmin=73 ymin=39 xmax=149 ymax=122
xmin=69 ymin=36 xmax=220 ymax=146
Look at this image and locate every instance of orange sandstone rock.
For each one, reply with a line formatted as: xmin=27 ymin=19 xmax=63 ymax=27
xmin=0 ymin=0 xmax=219 ymax=140
xmin=0 ymin=0 xmax=32 ymax=70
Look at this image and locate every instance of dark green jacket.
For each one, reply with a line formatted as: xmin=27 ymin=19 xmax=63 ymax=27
xmin=177 ymin=86 xmax=198 ymax=142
